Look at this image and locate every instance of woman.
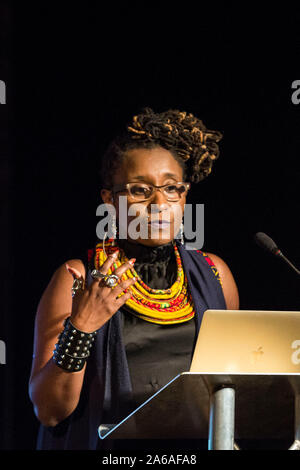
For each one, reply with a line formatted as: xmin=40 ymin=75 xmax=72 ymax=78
xmin=29 ymin=108 xmax=239 ymax=450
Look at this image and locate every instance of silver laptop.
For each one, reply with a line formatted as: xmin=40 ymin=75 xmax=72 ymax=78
xmin=190 ymin=310 xmax=300 ymax=374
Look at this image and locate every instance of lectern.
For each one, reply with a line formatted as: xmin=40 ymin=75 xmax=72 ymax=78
xmin=98 ymin=310 xmax=300 ymax=450
xmin=98 ymin=372 xmax=300 ymax=450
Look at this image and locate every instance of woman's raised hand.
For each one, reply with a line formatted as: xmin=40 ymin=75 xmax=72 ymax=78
xmin=65 ymin=250 xmax=136 ymax=332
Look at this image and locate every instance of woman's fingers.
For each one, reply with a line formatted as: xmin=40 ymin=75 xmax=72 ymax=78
xmin=65 ymin=263 xmax=86 ymax=303
xmin=111 ymin=277 xmax=137 ymax=299
xmin=113 ymin=278 xmax=137 ymax=307
xmin=97 ymin=250 xmax=120 ymax=275
xmin=90 ymin=253 xmax=136 ymax=291
xmin=114 ymin=290 xmax=132 ymax=308
xmin=65 ymin=263 xmax=83 ymax=279
xmin=113 ymin=258 xmax=136 ymax=281
xmin=66 ymin=254 xmax=138 ymax=331
xmin=89 ymin=251 xmax=121 ymax=287
xmin=68 ymin=251 xmax=137 ymax=307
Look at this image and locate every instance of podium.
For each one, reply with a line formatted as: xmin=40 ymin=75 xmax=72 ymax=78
xmin=98 ymin=372 xmax=300 ymax=450
xmin=99 ymin=309 xmax=300 ymax=449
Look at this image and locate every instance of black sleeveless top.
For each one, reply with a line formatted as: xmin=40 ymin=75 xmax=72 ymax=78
xmin=117 ymin=239 xmax=196 ymax=409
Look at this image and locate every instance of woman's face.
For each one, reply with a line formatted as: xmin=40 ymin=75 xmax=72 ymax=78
xmin=101 ymin=147 xmax=188 ymax=247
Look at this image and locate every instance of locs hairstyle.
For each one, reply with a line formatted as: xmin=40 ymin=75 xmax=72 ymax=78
xmin=99 ymin=108 xmax=223 ymax=189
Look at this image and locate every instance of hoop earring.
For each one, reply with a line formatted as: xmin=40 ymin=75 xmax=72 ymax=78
xmin=102 ymin=211 xmax=117 ymax=256
xmin=111 ymin=212 xmax=117 ymax=246
xmin=102 ymin=195 xmax=117 ymax=255
xmin=179 ymin=221 xmax=184 ymax=245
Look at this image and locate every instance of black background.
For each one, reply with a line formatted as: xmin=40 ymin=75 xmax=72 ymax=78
xmin=0 ymin=1 xmax=300 ymax=450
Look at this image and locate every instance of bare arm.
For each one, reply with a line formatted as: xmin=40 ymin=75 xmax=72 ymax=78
xmin=29 ymin=259 xmax=87 ymax=427
xmin=28 ymin=254 xmax=136 ymax=427
xmin=206 ymin=253 xmax=240 ymax=310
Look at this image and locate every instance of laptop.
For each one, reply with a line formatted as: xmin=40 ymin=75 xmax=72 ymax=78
xmin=190 ymin=310 xmax=300 ymax=374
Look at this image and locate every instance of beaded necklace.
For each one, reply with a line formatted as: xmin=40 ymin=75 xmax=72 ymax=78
xmin=93 ymin=238 xmax=195 ymax=325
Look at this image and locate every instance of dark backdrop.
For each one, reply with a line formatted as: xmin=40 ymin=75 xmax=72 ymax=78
xmin=0 ymin=2 xmax=300 ymax=450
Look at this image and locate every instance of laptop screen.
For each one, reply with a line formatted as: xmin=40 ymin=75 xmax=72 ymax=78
xmin=190 ymin=310 xmax=300 ymax=374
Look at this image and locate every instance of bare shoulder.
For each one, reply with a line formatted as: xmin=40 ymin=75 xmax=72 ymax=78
xmin=205 ymin=252 xmax=240 ymax=310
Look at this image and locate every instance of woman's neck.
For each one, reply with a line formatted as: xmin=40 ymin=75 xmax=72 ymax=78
xmin=116 ymin=238 xmax=175 ymax=264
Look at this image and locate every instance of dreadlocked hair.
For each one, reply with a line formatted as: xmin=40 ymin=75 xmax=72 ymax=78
xmin=100 ymin=107 xmax=223 ymax=188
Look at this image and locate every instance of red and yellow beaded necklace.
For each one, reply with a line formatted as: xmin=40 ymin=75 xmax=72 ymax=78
xmin=93 ymin=238 xmax=195 ymax=325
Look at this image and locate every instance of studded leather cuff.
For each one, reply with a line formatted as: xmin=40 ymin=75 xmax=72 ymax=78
xmin=52 ymin=317 xmax=98 ymax=372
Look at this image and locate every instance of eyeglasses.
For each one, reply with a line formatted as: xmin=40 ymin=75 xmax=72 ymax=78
xmin=111 ymin=181 xmax=191 ymax=202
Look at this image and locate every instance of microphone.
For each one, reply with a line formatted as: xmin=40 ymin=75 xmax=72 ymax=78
xmin=254 ymin=232 xmax=300 ymax=276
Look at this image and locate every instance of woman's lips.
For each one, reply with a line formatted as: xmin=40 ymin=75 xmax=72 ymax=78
xmin=148 ymin=220 xmax=171 ymax=229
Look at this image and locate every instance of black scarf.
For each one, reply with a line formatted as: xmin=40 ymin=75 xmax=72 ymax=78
xmin=117 ymin=238 xmax=177 ymax=289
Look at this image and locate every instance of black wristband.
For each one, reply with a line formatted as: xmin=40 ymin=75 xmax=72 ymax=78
xmin=53 ymin=317 xmax=98 ymax=372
